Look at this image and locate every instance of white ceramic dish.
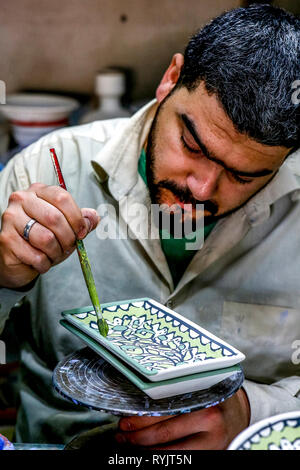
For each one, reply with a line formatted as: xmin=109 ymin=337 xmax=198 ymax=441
xmin=62 ymin=297 xmax=245 ymax=382
xmin=228 ymin=411 xmax=300 ymax=450
xmin=0 ymin=93 xmax=78 ymax=146
xmin=0 ymin=93 xmax=78 ymax=122
xmin=11 ymin=123 xmax=63 ymax=147
xmin=61 ymin=318 xmax=242 ymax=399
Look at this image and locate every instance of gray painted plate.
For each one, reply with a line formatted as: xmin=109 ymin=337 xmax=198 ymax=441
xmin=53 ymin=347 xmax=244 ymax=416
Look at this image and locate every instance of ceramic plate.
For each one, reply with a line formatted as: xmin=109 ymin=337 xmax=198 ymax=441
xmin=62 ymin=297 xmax=245 ymax=382
xmin=53 ymin=346 xmax=244 ymax=415
xmin=61 ymin=319 xmax=242 ymax=399
xmin=228 ymin=411 xmax=300 ymax=450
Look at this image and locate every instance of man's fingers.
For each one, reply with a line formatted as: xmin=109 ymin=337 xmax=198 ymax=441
xmin=118 ymin=415 xmax=171 ymax=431
xmin=1 ymin=230 xmax=52 ymax=275
xmin=116 ymin=414 xmax=201 ymax=446
xmin=149 ymin=432 xmax=223 ymax=451
xmin=10 ymin=190 xmax=77 ymax=252
xmin=13 ymin=216 xmax=62 ymax=262
xmin=9 ymin=204 xmax=72 ymax=260
xmin=119 ymin=407 xmax=214 ymax=432
xmin=1 ymin=183 xmax=100 ymax=288
xmin=19 ymin=218 xmax=76 ymax=265
xmin=27 ymin=183 xmax=86 ymax=237
xmin=116 ymin=409 xmax=215 ymax=447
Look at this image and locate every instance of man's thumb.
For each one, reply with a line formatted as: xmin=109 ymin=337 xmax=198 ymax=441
xmin=78 ymin=208 xmax=100 ymax=238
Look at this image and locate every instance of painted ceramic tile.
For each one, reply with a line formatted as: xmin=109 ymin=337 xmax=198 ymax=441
xmin=62 ymin=298 xmax=245 ymax=381
xmin=228 ymin=411 xmax=300 ymax=450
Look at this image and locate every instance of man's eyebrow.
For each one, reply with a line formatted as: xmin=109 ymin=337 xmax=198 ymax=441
xmin=180 ymin=113 xmax=274 ymax=178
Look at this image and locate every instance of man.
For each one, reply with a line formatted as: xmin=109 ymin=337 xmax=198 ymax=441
xmin=0 ymin=4 xmax=299 ymax=450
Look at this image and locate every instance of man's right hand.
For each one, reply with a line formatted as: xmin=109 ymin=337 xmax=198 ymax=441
xmin=0 ymin=183 xmax=100 ymax=289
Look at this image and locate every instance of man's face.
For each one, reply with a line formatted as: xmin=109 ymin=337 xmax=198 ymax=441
xmin=146 ymin=81 xmax=291 ymax=225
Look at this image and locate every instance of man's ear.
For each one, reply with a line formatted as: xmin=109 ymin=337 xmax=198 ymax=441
xmin=156 ymin=53 xmax=184 ymax=103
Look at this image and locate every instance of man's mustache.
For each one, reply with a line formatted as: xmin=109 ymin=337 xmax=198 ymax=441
xmin=157 ymin=180 xmax=219 ymax=215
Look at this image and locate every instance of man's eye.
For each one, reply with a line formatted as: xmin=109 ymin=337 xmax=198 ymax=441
xmin=231 ymin=173 xmax=253 ymax=185
xmin=181 ymin=134 xmax=254 ymax=185
xmin=180 ymin=136 xmax=200 ymax=154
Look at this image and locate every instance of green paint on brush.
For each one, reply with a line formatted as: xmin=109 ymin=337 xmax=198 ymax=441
xmin=76 ymin=239 xmax=109 ymax=337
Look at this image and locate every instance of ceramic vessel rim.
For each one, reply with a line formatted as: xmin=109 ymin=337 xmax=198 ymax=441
xmin=227 ymin=410 xmax=300 ymax=450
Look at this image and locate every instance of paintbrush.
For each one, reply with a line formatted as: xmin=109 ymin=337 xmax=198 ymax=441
xmin=49 ymin=147 xmax=109 ymax=337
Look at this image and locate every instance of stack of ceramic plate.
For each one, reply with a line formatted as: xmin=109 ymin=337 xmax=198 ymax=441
xmin=60 ymin=298 xmax=245 ymax=399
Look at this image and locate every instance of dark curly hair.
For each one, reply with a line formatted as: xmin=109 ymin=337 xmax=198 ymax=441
xmin=177 ymin=4 xmax=300 ymax=149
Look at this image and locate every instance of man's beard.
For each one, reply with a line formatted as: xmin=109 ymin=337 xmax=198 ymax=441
xmin=145 ymin=101 xmax=259 ymax=235
xmin=144 ymin=97 xmax=280 ymax=237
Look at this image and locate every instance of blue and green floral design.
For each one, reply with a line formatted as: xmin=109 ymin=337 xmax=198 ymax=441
xmin=235 ymin=416 xmax=300 ymax=450
xmin=66 ymin=299 xmax=237 ymax=374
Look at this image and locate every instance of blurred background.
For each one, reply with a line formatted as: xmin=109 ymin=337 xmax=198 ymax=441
xmin=0 ymin=0 xmax=299 ymax=445
xmin=0 ymin=0 xmax=299 ymax=162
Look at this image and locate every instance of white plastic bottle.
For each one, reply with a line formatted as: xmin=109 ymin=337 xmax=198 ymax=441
xmin=80 ymin=68 xmax=131 ymax=123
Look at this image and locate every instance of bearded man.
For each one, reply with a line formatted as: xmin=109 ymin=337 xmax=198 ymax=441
xmin=0 ymin=4 xmax=299 ymax=449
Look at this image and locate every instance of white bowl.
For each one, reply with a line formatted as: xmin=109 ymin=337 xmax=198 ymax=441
xmin=227 ymin=411 xmax=300 ymax=450
xmin=11 ymin=123 xmax=64 ymax=147
xmin=0 ymin=93 xmax=78 ymax=123
xmin=0 ymin=93 xmax=79 ymax=147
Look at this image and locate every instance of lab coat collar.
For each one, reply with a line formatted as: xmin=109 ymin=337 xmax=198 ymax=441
xmin=91 ymin=99 xmax=158 ymax=200
xmin=243 ymin=155 xmax=300 ymax=227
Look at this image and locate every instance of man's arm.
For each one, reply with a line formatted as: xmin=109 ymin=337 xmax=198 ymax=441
xmin=243 ymin=376 xmax=300 ymax=425
xmin=0 ymin=140 xmax=99 ymax=332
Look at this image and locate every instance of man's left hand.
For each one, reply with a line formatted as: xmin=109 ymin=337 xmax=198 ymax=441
xmin=115 ymin=388 xmax=250 ymax=450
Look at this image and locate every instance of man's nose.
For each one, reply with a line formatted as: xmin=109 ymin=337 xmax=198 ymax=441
xmin=186 ymin=161 xmax=223 ymax=201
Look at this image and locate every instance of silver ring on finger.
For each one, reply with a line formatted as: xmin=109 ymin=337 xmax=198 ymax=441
xmin=23 ymin=218 xmax=37 ymax=242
